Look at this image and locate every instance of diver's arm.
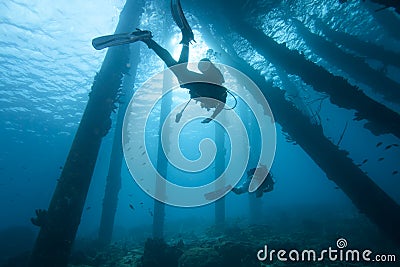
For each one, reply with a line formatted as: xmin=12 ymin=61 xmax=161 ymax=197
xmin=201 ymin=102 xmax=225 ymax=123
xmin=232 ymin=177 xmax=251 ymax=195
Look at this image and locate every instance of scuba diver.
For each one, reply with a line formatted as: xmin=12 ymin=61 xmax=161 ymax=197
xmin=232 ymin=165 xmax=275 ymax=198
xmin=92 ymin=0 xmax=228 ymax=123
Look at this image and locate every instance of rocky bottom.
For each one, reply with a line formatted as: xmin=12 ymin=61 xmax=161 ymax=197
xmin=2 ymin=216 xmax=398 ymax=267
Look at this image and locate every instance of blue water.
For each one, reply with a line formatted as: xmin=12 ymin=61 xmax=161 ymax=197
xmin=0 ymin=0 xmax=399 ymax=265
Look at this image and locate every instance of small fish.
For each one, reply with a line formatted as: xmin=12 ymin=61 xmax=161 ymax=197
xmin=361 ymin=159 xmax=368 ymax=164
xmin=139 ymin=202 xmax=143 ymax=205
xmin=376 ymin=142 xmax=383 ymax=147
xmin=334 ymin=186 xmax=339 ymax=190
xmin=378 ymin=157 xmax=384 ymax=162
xmin=392 ymin=144 xmax=399 ymax=147
xmin=149 ymin=210 xmax=153 ymax=217
xmin=392 ymin=171 xmax=398 ymax=176
xmin=86 ymin=206 xmax=91 ymax=210
xmin=128 ymin=193 xmax=133 ymax=197
xmin=142 ymin=163 xmax=146 ymax=166
xmin=356 ymin=164 xmax=362 ymax=167
xmin=385 ymin=145 xmax=393 ymax=150
xmin=129 ymin=204 xmax=135 ymax=210
xmin=141 ymin=151 xmax=146 ymax=156
xmin=139 ymin=145 xmax=143 ymax=149
xmin=59 ymin=166 xmax=63 ymax=170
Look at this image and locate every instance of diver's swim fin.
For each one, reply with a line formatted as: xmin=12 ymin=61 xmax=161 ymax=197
xmin=92 ymin=30 xmax=152 ymax=50
xmin=170 ymin=0 xmax=195 ymax=44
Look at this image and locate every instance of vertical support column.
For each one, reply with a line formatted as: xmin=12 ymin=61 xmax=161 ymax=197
xmin=214 ymin=115 xmax=226 ymax=231
xmin=98 ymin=40 xmax=141 ymax=246
xmin=152 ymin=70 xmax=173 ymax=239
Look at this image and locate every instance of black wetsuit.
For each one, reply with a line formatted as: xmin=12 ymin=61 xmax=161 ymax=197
xmin=143 ymin=39 xmax=227 ymax=105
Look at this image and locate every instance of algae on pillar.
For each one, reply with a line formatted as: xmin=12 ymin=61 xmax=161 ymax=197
xmin=98 ymin=44 xmax=142 ymax=247
xmin=28 ymin=1 xmax=140 ymax=266
xmin=291 ymin=18 xmax=400 ymax=104
xmin=315 ymin=18 xmax=400 ymax=69
xmin=195 ymin=10 xmax=400 ymax=245
xmin=224 ymin=42 xmax=400 ymax=246
xmin=97 ymin=0 xmax=144 ymax=247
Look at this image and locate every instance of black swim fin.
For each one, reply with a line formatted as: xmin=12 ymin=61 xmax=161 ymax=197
xmin=92 ymin=30 xmax=152 ymax=50
xmin=170 ymin=0 xmax=195 ymax=44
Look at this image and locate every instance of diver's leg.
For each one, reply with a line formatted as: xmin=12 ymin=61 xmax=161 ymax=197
xmin=178 ymin=43 xmax=189 ymax=64
xmin=142 ymin=39 xmax=178 ymax=67
xmin=143 ymin=39 xmax=189 ymax=82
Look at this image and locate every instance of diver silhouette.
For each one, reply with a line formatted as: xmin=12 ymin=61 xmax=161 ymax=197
xmin=232 ymin=165 xmax=275 ymax=198
xmin=92 ymin=0 xmax=229 ymax=123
